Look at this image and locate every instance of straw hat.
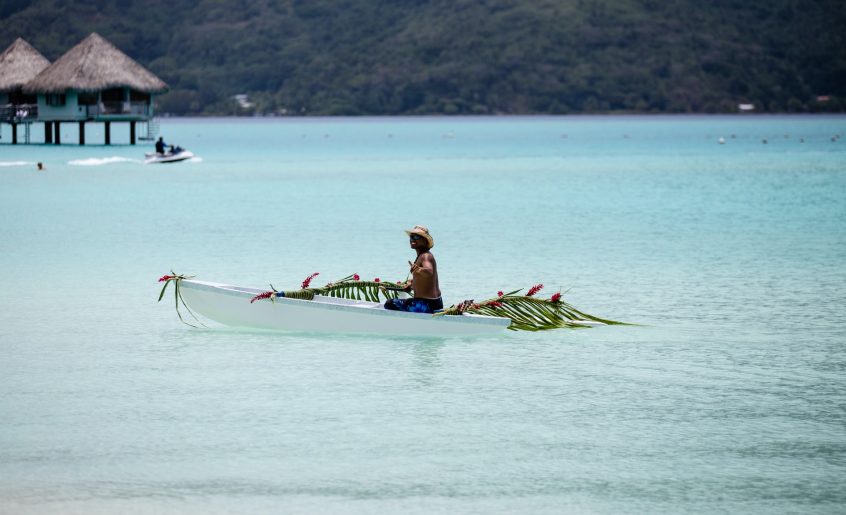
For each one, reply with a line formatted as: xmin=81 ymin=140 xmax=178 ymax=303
xmin=405 ymin=225 xmax=434 ymax=248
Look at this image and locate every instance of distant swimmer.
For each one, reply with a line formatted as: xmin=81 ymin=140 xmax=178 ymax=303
xmin=37 ymin=162 xmax=44 ymax=171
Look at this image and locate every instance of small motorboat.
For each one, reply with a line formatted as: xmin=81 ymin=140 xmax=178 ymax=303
xmin=174 ymin=279 xmax=511 ymax=337
xmin=144 ymin=146 xmax=194 ymax=164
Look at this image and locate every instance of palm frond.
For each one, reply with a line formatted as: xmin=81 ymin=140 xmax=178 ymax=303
xmin=436 ymin=294 xmax=626 ymax=331
xmin=276 ymin=278 xmax=406 ymax=302
xmin=157 ymin=272 xmax=205 ymax=328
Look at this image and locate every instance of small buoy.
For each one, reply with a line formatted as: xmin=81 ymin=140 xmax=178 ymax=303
xmin=718 ymin=137 xmax=726 ymax=144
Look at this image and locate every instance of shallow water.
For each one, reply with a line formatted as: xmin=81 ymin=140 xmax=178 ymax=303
xmin=1 ymin=115 xmax=845 ymax=514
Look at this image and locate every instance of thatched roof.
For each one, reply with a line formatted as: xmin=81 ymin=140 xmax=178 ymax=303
xmin=24 ymin=33 xmax=167 ymax=94
xmin=0 ymin=38 xmax=51 ymax=93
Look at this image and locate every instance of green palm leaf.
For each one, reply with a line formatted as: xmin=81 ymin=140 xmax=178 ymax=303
xmin=157 ymin=272 xmax=205 ymax=328
xmin=436 ymin=293 xmax=627 ymax=331
xmin=274 ymin=278 xmax=406 ymax=303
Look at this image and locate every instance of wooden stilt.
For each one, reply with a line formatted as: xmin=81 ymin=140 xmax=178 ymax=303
xmin=11 ymin=123 xmax=17 ymax=144
xmin=105 ymin=121 xmax=111 ymax=145
xmin=130 ymin=121 xmax=136 ymax=145
xmin=79 ymin=121 xmax=85 ymax=145
xmin=45 ymin=122 xmax=53 ymax=144
xmin=54 ymin=121 xmax=61 ymax=145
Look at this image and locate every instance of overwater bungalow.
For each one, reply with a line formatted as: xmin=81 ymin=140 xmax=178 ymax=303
xmin=0 ymin=38 xmax=50 ymax=144
xmin=8 ymin=32 xmax=168 ymax=145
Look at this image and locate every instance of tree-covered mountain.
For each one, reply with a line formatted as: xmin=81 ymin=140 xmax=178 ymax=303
xmin=2 ymin=0 xmax=844 ymax=115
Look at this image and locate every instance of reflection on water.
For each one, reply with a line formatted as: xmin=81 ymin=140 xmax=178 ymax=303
xmin=411 ymin=338 xmax=445 ymax=386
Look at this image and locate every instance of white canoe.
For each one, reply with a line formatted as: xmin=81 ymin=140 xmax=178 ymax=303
xmin=178 ymin=279 xmax=511 ymax=337
xmin=144 ymin=149 xmax=194 ymax=164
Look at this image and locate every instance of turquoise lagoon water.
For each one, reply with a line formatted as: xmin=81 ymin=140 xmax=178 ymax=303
xmin=1 ymin=116 xmax=845 ymax=514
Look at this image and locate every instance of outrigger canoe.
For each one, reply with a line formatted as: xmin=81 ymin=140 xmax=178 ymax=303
xmin=178 ymin=279 xmax=512 ymax=336
xmin=159 ymin=273 xmax=622 ymax=336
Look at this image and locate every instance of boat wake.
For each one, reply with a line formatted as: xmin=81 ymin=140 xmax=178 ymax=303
xmin=0 ymin=160 xmax=33 ymax=167
xmin=68 ymin=156 xmax=142 ymax=166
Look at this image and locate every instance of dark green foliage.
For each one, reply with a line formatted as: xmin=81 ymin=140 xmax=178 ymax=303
xmin=3 ymin=0 xmax=844 ymax=114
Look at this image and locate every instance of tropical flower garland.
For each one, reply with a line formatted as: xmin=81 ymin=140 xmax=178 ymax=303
xmin=248 ymin=274 xmax=623 ymax=331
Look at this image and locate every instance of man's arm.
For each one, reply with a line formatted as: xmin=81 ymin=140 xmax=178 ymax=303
xmin=409 ymin=255 xmax=435 ymax=276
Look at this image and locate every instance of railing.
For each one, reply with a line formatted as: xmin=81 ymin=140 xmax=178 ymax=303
xmin=0 ymin=103 xmax=38 ymax=122
xmin=86 ymin=102 xmax=151 ymax=118
xmin=2 ymin=102 xmax=151 ymax=121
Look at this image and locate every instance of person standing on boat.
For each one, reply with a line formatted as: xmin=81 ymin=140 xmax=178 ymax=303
xmin=155 ymin=136 xmax=167 ymax=154
xmin=384 ymin=225 xmax=443 ymax=314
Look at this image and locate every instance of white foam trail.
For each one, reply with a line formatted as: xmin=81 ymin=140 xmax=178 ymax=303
xmin=67 ymin=156 xmax=141 ymax=166
xmin=188 ymin=156 xmax=203 ymax=163
xmin=0 ymin=161 xmax=33 ymax=167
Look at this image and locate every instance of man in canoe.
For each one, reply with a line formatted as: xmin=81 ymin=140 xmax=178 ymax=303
xmin=384 ymin=225 xmax=444 ymax=313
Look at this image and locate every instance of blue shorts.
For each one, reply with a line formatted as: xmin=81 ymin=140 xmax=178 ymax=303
xmin=384 ymin=297 xmax=444 ymax=314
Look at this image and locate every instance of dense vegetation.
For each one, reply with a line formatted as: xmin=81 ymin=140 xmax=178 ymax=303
xmin=2 ymin=0 xmax=844 ymax=115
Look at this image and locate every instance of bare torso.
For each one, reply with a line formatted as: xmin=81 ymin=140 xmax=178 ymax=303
xmin=411 ymin=251 xmax=441 ymax=299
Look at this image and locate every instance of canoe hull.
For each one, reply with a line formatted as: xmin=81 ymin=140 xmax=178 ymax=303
xmin=177 ymin=279 xmax=510 ymax=337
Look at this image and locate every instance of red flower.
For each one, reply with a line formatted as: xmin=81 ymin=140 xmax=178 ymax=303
xmin=486 ymin=301 xmax=503 ymax=308
xmin=301 ymin=272 xmax=319 ymax=289
xmin=158 ymin=274 xmax=174 ymax=282
xmin=250 ymin=291 xmax=274 ymax=303
xmin=550 ymin=292 xmax=561 ymax=303
xmin=353 ymin=274 xmax=360 ymax=281
xmin=527 ymin=284 xmax=544 ymax=296
xmin=374 ymin=278 xmax=381 ymax=283
xmin=497 ymin=291 xmax=504 ymax=297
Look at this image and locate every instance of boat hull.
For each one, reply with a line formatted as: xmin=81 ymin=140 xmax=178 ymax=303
xmin=144 ymin=150 xmax=194 ymax=164
xmin=177 ymin=280 xmax=510 ymax=337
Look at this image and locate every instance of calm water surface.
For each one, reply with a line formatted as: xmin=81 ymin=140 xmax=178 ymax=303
xmin=1 ymin=116 xmax=845 ymax=514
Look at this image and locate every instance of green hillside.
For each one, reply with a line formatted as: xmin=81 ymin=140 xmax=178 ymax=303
xmin=2 ymin=0 xmax=844 ymax=115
